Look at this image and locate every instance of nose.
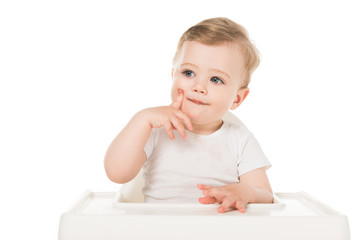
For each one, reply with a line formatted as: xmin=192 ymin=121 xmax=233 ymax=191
xmin=192 ymin=81 xmax=208 ymax=95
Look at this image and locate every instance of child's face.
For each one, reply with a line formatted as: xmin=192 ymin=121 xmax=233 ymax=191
xmin=171 ymin=41 xmax=248 ymax=124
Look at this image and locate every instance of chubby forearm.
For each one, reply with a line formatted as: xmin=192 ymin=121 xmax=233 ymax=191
xmin=104 ymin=110 xmax=151 ymax=183
xmin=248 ymin=184 xmax=274 ymax=204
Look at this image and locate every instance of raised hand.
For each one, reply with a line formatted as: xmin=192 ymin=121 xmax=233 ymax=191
xmin=142 ymin=89 xmax=193 ymax=140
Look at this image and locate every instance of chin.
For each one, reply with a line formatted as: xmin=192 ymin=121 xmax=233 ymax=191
xmin=181 ymin=110 xmax=201 ymax=122
xmin=181 ymin=104 xmax=223 ymax=124
xmin=187 ymin=112 xmax=216 ymax=124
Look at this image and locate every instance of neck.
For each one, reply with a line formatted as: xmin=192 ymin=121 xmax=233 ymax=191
xmin=190 ymin=119 xmax=223 ymax=135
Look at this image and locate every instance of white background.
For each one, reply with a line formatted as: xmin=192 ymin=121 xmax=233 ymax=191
xmin=1 ymin=0 xmax=359 ymax=239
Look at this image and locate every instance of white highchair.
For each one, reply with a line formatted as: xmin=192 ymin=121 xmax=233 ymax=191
xmin=58 ymin=111 xmax=350 ymax=240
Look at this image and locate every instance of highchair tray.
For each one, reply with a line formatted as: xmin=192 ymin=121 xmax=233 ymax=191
xmin=58 ymin=191 xmax=350 ymax=240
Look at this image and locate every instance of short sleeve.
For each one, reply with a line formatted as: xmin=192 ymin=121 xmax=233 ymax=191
xmin=144 ymin=128 xmax=156 ymax=159
xmin=237 ymin=132 xmax=271 ymax=176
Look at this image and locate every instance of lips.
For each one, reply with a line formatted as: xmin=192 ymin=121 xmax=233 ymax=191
xmin=188 ymin=98 xmax=209 ymax=105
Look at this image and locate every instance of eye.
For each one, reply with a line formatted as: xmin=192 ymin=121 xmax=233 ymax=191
xmin=210 ymin=76 xmax=224 ymax=84
xmin=182 ymin=70 xmax=195 ymax=78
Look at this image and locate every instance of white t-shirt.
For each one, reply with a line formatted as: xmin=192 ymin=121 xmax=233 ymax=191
xmin=143 ymin=120 xmax=271 ymax=203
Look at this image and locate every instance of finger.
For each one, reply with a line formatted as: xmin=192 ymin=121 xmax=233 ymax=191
xmin=173 ymin=110 xmax=193 ymax=131
xmin=170 ymin=116 xmax=187 ymax=139
xmin=218 ymin=198 xmax=234 ymax=213
xmin=198 ymin=196 xmax=217 ymax=204
xmin=164 ymin=122 xmax=175 ymax=140
xmin=197 ymin=184 xmax=212 ymax=190
xmin=235 ymin=201 xmax=246 ymax=213
xmin=171 ymin=89 xmax=184 ymax=109
xmin=202 ymin=186 xmax=226 ymax=199
xmin=202 ymin=188 xmax=222 ymax=199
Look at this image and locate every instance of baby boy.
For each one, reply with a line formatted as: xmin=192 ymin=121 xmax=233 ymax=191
xmin=105 ymin=17 xmax=273 ymax=213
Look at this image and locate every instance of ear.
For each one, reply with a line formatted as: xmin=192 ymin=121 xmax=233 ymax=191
xmin=230 ymin=88 xmax=249 ymax=110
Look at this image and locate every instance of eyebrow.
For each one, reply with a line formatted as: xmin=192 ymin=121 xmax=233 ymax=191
xmin=180 ymin=63 xmax=231 ymax=79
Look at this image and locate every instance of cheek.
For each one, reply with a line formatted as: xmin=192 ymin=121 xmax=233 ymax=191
xmin=214 ymin=91 xmax=236 ymax=111
xmin=170 ymin=82 xmax=180 ymax=102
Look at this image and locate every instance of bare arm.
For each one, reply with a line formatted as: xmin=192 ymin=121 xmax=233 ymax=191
xmin=104 ymin=90 xmax=192 ymax=183
xmin=239 ymin=166 xmax=273 ymax=203
xmin=198 ymin=167 xmax=273 ymax=213
xmin=104 ymin=112 xmax=152 ymax=183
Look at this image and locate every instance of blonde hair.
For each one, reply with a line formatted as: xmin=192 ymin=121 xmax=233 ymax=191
xmin=173 ymin=17 xmax=260 ymax=88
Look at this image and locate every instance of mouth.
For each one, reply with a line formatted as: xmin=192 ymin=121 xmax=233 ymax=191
xmin=187 ymin=98 xmax=209 ymax=105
